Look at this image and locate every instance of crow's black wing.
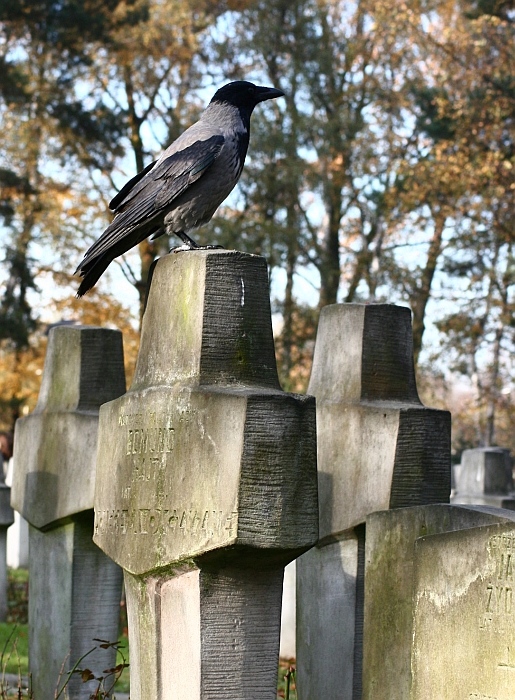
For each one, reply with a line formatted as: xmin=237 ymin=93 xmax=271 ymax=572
xmin=109 ymin=159 xmax=157 ymax=211
xmin=76 ymin=134 xmax=224 ymax=269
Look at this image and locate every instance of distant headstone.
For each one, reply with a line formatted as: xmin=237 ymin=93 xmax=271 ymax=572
xmin=296 ymin=303 xmax=451 ymax=700
xmin=411 ymin=516 xmax=515 ymax=700
xmin=93 ymin=251 xmax=318 ymax=700
xmin=363 ymin=503 xmax=515 ymax=700
xmin=11 ymin=326 xmax=126 ymax=700
xmin=453 ymin=447 xmax=514 ymax=507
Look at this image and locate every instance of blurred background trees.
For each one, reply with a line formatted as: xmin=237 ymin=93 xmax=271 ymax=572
xmin=0 ymin=0 xmax=513 ymax=458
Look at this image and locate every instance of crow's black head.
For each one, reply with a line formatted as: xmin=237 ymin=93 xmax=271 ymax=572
xmin=210 ymin=81 xmax=285 ymax=111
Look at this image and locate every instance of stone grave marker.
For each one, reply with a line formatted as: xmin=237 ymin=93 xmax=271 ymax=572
xmin=11 ymin=326 xmax=126 ymax=700
xmin=453 ymin=446 xmax=514 ymax=507
xmin=363 ymin=503 xmax=515 ymax=700
xmin=411 ymin=516 xmax=515 ymax=700
xmin=93 ymin=250 xmax=318 ymax=700
xmin=296 ymin=303 xmax=451 ymax=700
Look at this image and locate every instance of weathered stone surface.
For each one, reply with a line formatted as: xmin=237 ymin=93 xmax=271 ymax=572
xmin=12 ymin=326 xmax=126 ymax=529
xmin=93 ymin=251 xmax=318 ymax=700
xmin=0 ymin=485 xmax=13 ymax=528
xmin=126 ymin=563 xmax=285 ymax=700
xmin=297 ymin=303 xmax=451 ymax=700
xmin=29 ymin=514 xmax=123 ymax=700
xmin=11 ymin=325 xmax=126 ymax=699
xmin=411 ymin=518 xmax=515 ymax=700
xmin=363 ymin=504 xmax=515 ymax=700
xmin=297 ymin=534 xmax=361 ymax=699
xmin=309 ymin=305 xmax=450 ymax=540
xmin=94 ymin=388 xmax=316 ymax=574
xmin=0 ymin=485 xmax=14 ymax=621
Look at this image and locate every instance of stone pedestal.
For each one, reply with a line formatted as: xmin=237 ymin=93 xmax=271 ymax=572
xmin=93 ymin=251 xmax=318 ymax=700
xmin=452 ymin=446 xmax=514 ymax=507
xmin=11 ymin=326 xmax=126 ymax=700
xmin=363 ymin=504 xmax=515 ymax=699
xmin=296 ymin=304 xmax=451 ymax=700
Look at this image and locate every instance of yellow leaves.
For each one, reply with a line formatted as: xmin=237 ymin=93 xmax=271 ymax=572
xmin=0 ymin=292 xmax=141 ymax=429
xmin=0 ymin=335 xmax=48 ymax=427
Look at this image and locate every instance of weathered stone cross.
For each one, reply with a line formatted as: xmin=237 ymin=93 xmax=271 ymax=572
xmin=93 ymin=251 xmax=318 ymax=699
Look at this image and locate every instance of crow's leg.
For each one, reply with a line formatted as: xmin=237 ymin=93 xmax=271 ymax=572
xmin=175 ymin=231 xmax=201 ymax=248
xmin=170 ymin=230 xmax=224 ymax=253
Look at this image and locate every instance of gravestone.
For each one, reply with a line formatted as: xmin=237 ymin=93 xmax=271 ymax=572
xmin=363 ymin=503 xmax=515 ymax=700
xmin=93 ymin=250 xmax=318 ymax=700
xmin=453 ymin=447 xmax=514 ymax=507
xmin=0 ymin=474 xmax=13 ymax=620
xmin=411 ymin=516 xmax=515 ymax=700
xmin=11 ymin=326 xmax=126 ymax=700
xmin=296 ymin=303 xmax=451 ymax=700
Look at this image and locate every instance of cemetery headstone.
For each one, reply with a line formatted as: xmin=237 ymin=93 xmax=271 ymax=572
xmin=363 ymin=503 xmax=515 ymax=700
xmin=93 ymin=250 xmax=318 ymax=700
xmin=411 ymin=516 xmax=515 ymax=700
xmin=11 ymin=326 xmax=126 ymax=700
xmin=452 ymin=446 xmax=514 ymax=507
xmin=296 ymin=303 xmax=451 ymax=700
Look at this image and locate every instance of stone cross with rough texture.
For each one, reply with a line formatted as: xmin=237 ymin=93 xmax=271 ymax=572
xmin=363 ymin=503 xmax=515 ymax=700
xmin=296 ymin=303 xmax=451 ymax=700
xmin=93 ymin=250 xmax=318 ymax=700
xmin=11 ymin=326 xmax=126 ymax=700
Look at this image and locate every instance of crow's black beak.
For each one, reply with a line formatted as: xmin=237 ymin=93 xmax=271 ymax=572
xmin=255 ymin=86 xmax=285 ymax=103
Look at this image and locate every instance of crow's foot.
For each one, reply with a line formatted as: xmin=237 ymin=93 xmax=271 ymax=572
xmin=170 ymin=244 xmax=225 ymax=253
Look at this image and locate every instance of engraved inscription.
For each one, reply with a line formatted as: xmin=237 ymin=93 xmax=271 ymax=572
xmin=480 ymin=533 xmax=515 ymax=632
xmin=126 ymin=427 xmax=174 ymax=456
xmin=485 ymin=586 xmax=512 ymax=615
xmin=119 ymin=409 xmax=198 ymax=487
xmin=95 ymin=507 xmax=238 ymax=539
xmin=498 ymin=647 xmax=515 ymax=671
xmin=489 ymin=534 xmax=515 ymax=551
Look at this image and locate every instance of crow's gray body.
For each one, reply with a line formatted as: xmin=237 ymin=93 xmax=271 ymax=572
xmin=75 ymin=81 xmax=283 ymax=296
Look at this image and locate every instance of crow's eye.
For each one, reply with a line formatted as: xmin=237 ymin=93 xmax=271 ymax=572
xmin=248 ymin=86 xmax=255 ymax=94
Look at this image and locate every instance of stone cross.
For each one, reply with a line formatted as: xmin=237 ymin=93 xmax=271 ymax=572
xmin=11 ymin=326 xmax=126 ymax=700
xmin=93 ymin=250 xmax=318 ymax=700
xmin=453 ymin=446 xmax=514 ymax=507
xmin=363 ymin=503 xmax=515 ymax=699
xmin=296 ymin=303 xmax=451 ymax=700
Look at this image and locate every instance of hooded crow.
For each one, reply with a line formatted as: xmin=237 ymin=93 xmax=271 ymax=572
xmin=75 ymin=80 xmax=284 ymax=296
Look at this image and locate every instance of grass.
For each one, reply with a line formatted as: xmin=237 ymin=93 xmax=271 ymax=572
xmin=278 ymin=659 xmax=297 ymax=700
xmin=0 ymin=623 xmax=28 ymax=676
xmin=0 ymin=567 xmax=296 ymax=698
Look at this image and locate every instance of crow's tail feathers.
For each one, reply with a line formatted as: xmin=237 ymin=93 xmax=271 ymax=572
xmin=75 ymin=253 xmax=112 ymax=297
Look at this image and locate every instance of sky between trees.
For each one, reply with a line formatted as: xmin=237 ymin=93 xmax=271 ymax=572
xmin=0 ymin=0 xmax=514 ymax=455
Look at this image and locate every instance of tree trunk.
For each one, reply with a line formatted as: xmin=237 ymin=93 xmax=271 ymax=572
xmin=411 ymin=211 xmax=446 ymax=366
xmin=319 ymin=180 xmax=343 ymax=308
